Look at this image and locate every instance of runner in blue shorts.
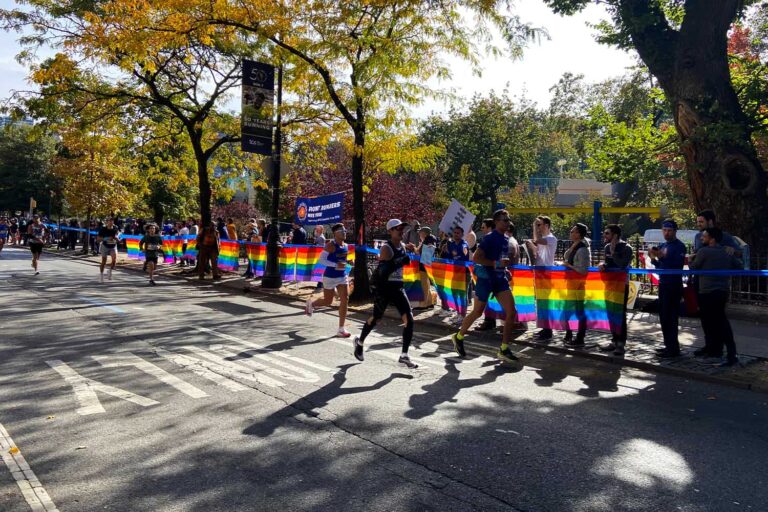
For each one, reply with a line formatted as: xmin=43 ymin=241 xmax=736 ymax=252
xmin=451 ymin=209 xmax=521 ymax=363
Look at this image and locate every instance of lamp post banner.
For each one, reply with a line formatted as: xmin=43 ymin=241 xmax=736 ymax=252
xmin=241 ymin=59 xmax=275 ymax=155
xmin=295 ymin=193 xmax=344 ymax=226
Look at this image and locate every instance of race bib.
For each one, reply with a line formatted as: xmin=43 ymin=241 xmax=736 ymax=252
xmin=147 ymin=244 xmax=159 ymax=251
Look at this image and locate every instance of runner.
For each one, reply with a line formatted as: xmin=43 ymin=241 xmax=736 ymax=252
xmin=27 ymin=215 xmax=46 ymax=275
xmin=451 ymin=209 xmax=521 ymax=363
xmin=0 ymin=216 xmax=8 ymax=256
xmin=305 ymin=223 xmax=351 ymax=337
xmin=9 ymin=218 xmax=19 ymax=246
xmin=353 ymin=219 xmax=418 ymax=368
xmin=96 ymin=217 xmax=120 ymax=283
xmin=139 ymin=224 xmax=163 ymax=286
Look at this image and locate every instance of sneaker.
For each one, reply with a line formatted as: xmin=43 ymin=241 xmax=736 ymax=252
xmin=716 ymin=356 xmax=740 ymax=368
xmin=599 ymin=343 xmax=616 ymax=352
xmin=149 ymin=279 xmax=156 ymax=286
xmin=563 ymin=331 xmax=573 ymax=343
xmin=353 ymin=336 xmax=364 ymax=361
xmin=535 ymin=330 xmax=553 ymax=341
xmin=474 ymin=320 xmax=496 ymax=332
xmin=564 ymin=338 xmax=585 ymax=348
xmin=451 ymin=333 xmax=466 ymax=358
xmin=399 ymin=355 xmax=418 ymax=369
xmin=496 ymin=346 xmax=519 ymax=363
xmin=337 ymin=327 xmax=351 ymax=338
xmin=613 ymin=345 xmax=626 ymax=356
xmin=305 ymin=298 xmax=314 ymax=317
xmin=438 ymin=308 xmax=453 ymax=318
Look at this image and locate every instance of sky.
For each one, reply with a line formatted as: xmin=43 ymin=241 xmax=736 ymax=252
xmin=0 ymin=0 xmax=637 ymax=117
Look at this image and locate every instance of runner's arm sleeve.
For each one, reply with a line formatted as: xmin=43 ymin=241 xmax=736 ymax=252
xmin=317 ymin=250 xmax=332 ymax=267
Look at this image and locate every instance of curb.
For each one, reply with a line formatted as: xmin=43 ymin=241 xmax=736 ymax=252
xmin=40 ymin=248 xmax=768 ymax=393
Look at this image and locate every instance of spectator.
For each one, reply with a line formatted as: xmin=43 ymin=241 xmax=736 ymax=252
xmin=216 ymin=217 xmax=227 ymax=240
xmin=403 ymin=220 xmax=421 ymax=247
xmin=257 ymin=219 xmax=268 ymax=244
xmin=693 ymin=210 xmax=741 ymax=256
xmin=649 ymin=219 xmax=686 ymax=359
xmin=526 ymin=215 xmax=557 ymax=341
xmin=413 ymin=226 xmax=437 ymax=311
xmin=178 ymin=221 xmax=190 ymax=266
xmin=598 ymin=224 xmax=634 ymax=355
xmin=313 ymin=225 xmax=326 ymax=246
xmin=689 ymin=227 xmax=743 ymax=366
xmin=197 ymin=221 xmax=221 ymax=280
xmin=561 ymin=223 xmax=590 ymax=346
xmin=226 ymin=218 xmax=238 ymax=241
xmin=442 ymin=225 xmax=470 ymax=325
xmin=291 ymin=222 xmax=307 ymax=244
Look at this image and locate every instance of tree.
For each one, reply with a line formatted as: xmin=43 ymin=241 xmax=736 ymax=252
xmin=187 ymin=0 xmax=542 ymax=298
xmin=0 ymin=124 xmax=58 ymax=215
xmin=1 ymin=3 xmax=256 ymax=227
xmin=420 ymin=92 xmax=541 ymax=216
xmin=544 ymin=0 xmax=768 ymax=250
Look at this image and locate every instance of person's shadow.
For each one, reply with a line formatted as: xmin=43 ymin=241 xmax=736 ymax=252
xmin=405 ymin=361 xmax=513 ymax=420
xmin=243 ymin=363 xmax=413 ymax=437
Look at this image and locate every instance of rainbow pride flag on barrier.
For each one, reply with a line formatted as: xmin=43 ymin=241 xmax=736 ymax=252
xmin=476 ymin=268 xmax=537 ymax=323
xmin=124 ymin=235 xmax=143 ymax=259
xmin=246 ymin=243 xmax=267 ymax=276
xmin=182 ymin=237 xmax=197 ymax=260
xmin=403 ymin=259 xmax=424 ymax=303
xmin=295 ymin=246 xmax=324 ymax=282
xmin=162 ymin=237 xmax=185 ymax=264
xmin=427 ymin=259 xmax=469 ymax=316
xmin=218 ymin=240 xmax=240 ymax=272
xmin=279 ymin=246 xmax=297 ymax=280
xmin=534 ymin=269 xmax=626 ymax=334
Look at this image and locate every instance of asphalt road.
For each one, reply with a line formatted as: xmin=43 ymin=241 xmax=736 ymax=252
xmin=0 ymin=246 xmax=766 ymax=512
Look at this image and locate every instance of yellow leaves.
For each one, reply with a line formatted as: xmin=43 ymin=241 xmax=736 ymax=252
xmin=8 ymin=447 xmax=19 ymax=455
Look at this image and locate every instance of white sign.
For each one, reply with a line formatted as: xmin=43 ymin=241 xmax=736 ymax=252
xmin=439 ymin=199 xmax=476 ymax=238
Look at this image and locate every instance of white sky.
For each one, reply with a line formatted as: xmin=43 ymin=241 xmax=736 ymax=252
xmin=0 ymin=0 xmax=637 ymax=116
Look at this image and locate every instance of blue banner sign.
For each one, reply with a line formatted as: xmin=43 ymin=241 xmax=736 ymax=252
xmin=295 ymin=192 xmax=344 ymax=225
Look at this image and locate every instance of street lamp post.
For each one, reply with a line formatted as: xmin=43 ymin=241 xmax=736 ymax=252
xmin=262 ymin=62 xmax=283 ymax=289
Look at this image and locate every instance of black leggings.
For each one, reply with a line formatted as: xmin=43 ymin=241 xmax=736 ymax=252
xmin=359 ymin=283 xmax=414 ymax=353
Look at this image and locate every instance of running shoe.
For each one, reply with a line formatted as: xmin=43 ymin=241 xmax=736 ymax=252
xmin=451 ymin=333 xmax=466 ymax=358
xmin=149 ymin=279 xmax=156 ymax=286
xmin=496 ymin=346 xmax=520 ymax=363
xmin=473 ymin=320 xmax=496 ymax=332
xmin=353 ymin=336 xmax=364 ymax=361
xmin=305 ymin=298 xmax=314 ymax=316
xmin=438 ymin=308 xmax=452 ymax=318
xmin=398 ymin=355 xmax=418 ymax=369
xmin=337 ymin=327 xmax=351 ymax=338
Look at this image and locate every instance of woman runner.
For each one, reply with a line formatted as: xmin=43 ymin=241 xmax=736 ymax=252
xmin=305 ymin=223 xmax=351 ymax=337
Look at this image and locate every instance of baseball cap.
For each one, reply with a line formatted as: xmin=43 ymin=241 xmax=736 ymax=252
xmin=386 ymin=219 xmax=406 ymax=231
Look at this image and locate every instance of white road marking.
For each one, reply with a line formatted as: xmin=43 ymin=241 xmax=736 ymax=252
xmin=195 ymin=327 xmax=336 ymax=374
xmin=180 ymin=346 xmax=286 ymax=388
xmin=91 ymin=353 xmax=209 ymax=398
xmin=76 ymin=296 xmax=126 ymax=314
xmin=153 ymin=348 xmax=249 ymax=392
xmin=46 ymin=360 xmax=159 ymax=415
xmin=208 ymin=345 xmax=319 ymax=383
xmin=0 ymin=422 xmax=59 ymax=512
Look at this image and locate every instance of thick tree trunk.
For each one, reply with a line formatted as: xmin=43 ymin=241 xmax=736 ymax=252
xmin=192 ymin=140 xmax=212 ymax=228
xmin=349 ymin=125 xmax=372 ymax=302
xmin=620 ymin=0 xmax=768 ymax=252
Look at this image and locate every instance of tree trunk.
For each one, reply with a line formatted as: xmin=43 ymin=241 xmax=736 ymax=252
xmin=192 ymin=138 xmax=212 ymax=228
xmin=620 ymin=0 xmax=768 ymax=252
xmin=349 ymin=124 xmax=371 ymax=302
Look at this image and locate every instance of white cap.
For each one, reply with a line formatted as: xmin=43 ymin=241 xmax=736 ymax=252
xmin=386 ymin=219 xmax=405 ymax=231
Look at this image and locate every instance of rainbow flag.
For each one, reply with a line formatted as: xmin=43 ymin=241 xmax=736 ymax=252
xmin=403 ymin=258 xmax=424 ymax=303
xmin=279 ymin=246 xmax=297 ymax=281
xmin=218 ymin=240 xmax=240 ymax=272
xmin=181 ymin=237 xmax=197 ymax=260
xmin=534 ymin=269 xmax=626 ymax=334
xmin=162 ymin=236 xmax=185 ymax=264
xmin=295 ymin=246 xmax=324 ymax=282
xmin=427 ymin=259 xmax=469 ymax=316
xmin=124 ymin=235 xmax=143 ymax=260
xmin=309 ymin=243 xmax=356 ymax=282
xmin=472 ymin=267 xmax=537 ymax=322
xmin=246 ymin=243 xmax=267 ymax=276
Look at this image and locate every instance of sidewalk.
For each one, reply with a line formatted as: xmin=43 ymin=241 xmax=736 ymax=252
xmin=45 ymin=247 xmax=768 ymax=393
